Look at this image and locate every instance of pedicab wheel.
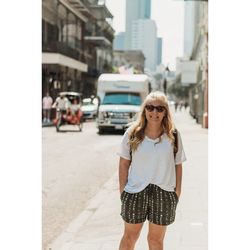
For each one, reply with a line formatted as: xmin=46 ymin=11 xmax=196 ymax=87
xmin=98 ymin=127 xmax=104 ymax=135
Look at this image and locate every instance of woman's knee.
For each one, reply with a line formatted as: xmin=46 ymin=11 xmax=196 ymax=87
xmin=120 ymin=222 xmax=143 ymax=249
xmin=123 ymin=231 xmax=140 ymax=244
xmin=147 ymin=235 xmax=164 ymax=248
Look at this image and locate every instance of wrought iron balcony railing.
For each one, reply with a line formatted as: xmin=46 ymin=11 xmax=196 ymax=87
xmin=42 ymin=41 xmax=85 ymax=63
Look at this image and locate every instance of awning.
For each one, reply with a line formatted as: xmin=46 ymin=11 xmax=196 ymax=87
xmin=42 ymin=52 xmax=88 ymax=72
xmin=84 ymin=36 xmax=111 ymax=47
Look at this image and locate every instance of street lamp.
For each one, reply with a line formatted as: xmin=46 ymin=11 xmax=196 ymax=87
xmin=164 ymin=65 xmax=170 ymax=94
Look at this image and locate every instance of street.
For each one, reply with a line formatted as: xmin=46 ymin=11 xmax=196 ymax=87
xmin=43 ymin=107 xmax=208 ymax=250
xmin=42 ymin=121 xmax=123 ymax=249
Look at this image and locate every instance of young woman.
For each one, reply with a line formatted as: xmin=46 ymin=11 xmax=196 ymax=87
xmin=118 ymin=91 xmax=186 ymax=250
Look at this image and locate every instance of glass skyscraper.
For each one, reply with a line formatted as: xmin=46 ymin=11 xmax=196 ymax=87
xmin=125 ymin=0 xmax=151 ymax=49
xmin=124 ymin=0 xmax=159 ymax=71
xmin=140 ymin=0 xmax=151 ymax=19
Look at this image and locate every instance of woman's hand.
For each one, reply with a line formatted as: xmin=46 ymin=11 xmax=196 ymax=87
xmin=119 ymin=157 xmax=131 ymax=195
xmin=175 ymin=164 xmax=182 ymax=199
xmin=175 ymin=189 xmax=181 ymax=199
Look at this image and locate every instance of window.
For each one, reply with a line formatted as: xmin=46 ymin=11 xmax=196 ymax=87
xmin=102 ymin=92 xmax=141 ymax=105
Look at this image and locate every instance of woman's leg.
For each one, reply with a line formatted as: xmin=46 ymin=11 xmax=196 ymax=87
xmin=119 ymin=222 xmax=144 ymax=250
xmin=147 ymin=222 xmax=167 ymax=250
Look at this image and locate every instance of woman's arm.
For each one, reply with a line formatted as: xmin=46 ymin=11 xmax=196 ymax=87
xmin=175 ymin=164 xmax=182 ymax=198
xmin=119 ymin=157 xmax=131 ymax=194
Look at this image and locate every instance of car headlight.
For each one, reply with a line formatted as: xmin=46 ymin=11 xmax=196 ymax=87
xmin=129 ymin=112 xmax=137 ymax=119
xmin=99 ymin=111 xmax=108 ymax=119
xmin=129 ymin=112 xmax=135 ymax=119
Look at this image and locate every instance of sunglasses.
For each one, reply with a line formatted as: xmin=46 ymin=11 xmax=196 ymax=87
xmin=145 ymin=104 xmax=166 ymax=113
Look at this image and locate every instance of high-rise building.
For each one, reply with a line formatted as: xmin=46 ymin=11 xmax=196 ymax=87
xmin=131 ymin=19 xmax=157 ymax=71
xmin=125 ymin=0 xmax=151 ymax=49
xmin=140 ymin=0 xmax=151 ymax=19
xmin=113 ymin=32 xmax=125 ymax=50
xmin=157 ymin=37 xmax=163 ymax=65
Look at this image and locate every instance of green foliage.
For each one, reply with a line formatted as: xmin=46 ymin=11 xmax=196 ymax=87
xmin=103 ymin=61 xmax=113 ymax=73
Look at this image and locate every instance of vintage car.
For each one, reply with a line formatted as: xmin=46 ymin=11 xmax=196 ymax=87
xmin=80 ymin=97 xmax=98 ymax=121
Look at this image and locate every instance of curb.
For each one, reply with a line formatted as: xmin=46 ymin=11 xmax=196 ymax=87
xmin=47 ymin=172 xmax=118 ymax=250
xmin=42 ymin=122 xmax=54 ymax=128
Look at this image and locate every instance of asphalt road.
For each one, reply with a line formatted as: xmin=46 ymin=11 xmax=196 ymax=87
xmin=42 ymin=121 xmax=123 ymax=250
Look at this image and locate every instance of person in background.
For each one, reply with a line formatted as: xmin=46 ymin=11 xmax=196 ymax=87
xmin=179 ymin=100 xmax=184 ymax=111
xmin=42 ymin=92 xmax=53 ymax=123
xmin=66 ymin=99 xmax=81 ymax=123
xmin=70 ymin=99 xmax=80 ymax=115
xmin=118 ymin=91 xmax=186 ymax=250
xmin=174 ymin=101 xmax=178 ymax=112
xmin=52 ymin=94 xmax=69 ymax=119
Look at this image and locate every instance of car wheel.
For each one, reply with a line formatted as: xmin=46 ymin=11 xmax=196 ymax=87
xmin=98 ymin=128 xmax=104 ymax=134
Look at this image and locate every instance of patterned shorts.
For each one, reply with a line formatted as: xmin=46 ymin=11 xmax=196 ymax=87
xmin=120 ymin=184 xmax=179 ymax=226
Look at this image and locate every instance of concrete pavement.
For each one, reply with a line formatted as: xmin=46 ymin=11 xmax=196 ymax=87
xmin=47 ymin=108 xmax=208 ymax=250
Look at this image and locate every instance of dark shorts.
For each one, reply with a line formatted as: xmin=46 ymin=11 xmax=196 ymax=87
xmin=120 ymin=184 xmax=179 ymax=226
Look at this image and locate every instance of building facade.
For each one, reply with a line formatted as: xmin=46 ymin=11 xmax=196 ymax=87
xmin=42 ymin=0 xmax=114 ymax=100
xmin=180 ymin=0 xmax=208 ymax=128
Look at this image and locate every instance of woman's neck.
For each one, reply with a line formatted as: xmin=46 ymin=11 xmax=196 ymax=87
xmin=145 ymin=124 xmax=163 ymax=139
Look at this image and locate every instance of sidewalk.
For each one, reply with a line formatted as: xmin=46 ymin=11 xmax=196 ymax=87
xmin=42 ymin=121 xmax=54 ymax=127
xmin=48 ymin=108 xmax=208 ymax=250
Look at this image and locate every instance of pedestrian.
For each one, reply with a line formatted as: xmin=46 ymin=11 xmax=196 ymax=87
xmin=184 ymin=101 xmax=189 ymax=110
xmin=117 ymin=91 xmax=186 ymax=250
xmin=42 ymin=92 xmax=53 ymax=123
xmin=174 ymin=101 xmax=178 ymax=112
xmin=179 ymin=100 xmax=183 ymax=111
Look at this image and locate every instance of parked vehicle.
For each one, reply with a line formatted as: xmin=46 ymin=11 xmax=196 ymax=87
xmin=96 ymin=74 xmax=150 ymax=134
xmin=53 ymin=92 xmax=83 ymax=132
xmin=80 ymin=98 xmax=98 ymax=120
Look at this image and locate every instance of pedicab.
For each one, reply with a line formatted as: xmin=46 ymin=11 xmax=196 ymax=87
xmin=53 ymin=92 xmax=84 ymax=132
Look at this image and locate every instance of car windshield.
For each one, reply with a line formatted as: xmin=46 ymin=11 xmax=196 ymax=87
xmin=82 ymin=101 xmax=91 ymax=105
xmin=102 ymin=93 xmax=141 ymax=105
xmin=82 ymin=98 xmax=96 ymax=106
xmin=66 ymin=96 xmax=80 ymax=104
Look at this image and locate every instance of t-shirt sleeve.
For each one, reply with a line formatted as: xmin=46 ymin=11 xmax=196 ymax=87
xmin=117 ymin=130 xmax=131 ymax=160
xmin=175 ymin=131 xmax=187 ymax=165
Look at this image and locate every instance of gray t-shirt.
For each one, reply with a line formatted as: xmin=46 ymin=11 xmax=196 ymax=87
xmin=117 ymin=129 xmax=186 ymax=193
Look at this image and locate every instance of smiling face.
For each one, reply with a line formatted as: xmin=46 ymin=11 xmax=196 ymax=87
xmin=144 ymin=100 xmax=167 ymax=124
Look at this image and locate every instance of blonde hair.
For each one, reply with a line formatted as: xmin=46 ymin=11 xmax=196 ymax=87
xmin=128 ymin=91 xmax=175 ymax=152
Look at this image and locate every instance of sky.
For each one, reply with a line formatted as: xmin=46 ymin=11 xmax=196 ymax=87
xmin=105 ymin=0 xmax=185 ymax=70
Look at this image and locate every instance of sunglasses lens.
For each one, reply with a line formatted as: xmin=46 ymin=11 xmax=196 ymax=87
xmin=145 ymin=105 xmax=165 ymax=112
xmin=146 ymin=105 xmax=154 ymax=112
xmin=156 ymin=106 xmax=164 ymax=112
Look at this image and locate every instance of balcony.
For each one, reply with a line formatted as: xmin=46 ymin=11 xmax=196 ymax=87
xmin=84 ymin=36 xmax=111 ymax=47
xmin=84 ymin=26 xmax=114 ymax=47
xmin=89 ymin=3 xmax=113 ymax=20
